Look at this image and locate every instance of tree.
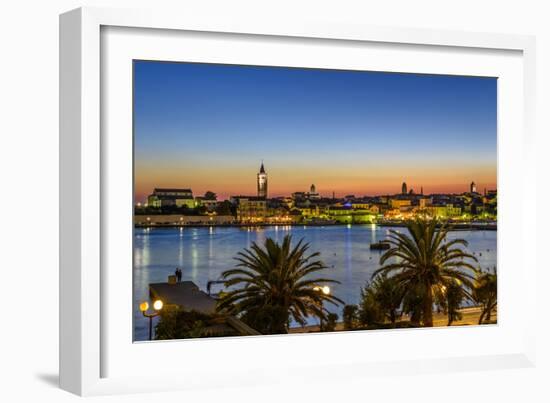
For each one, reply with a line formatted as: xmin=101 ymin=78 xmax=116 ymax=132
xmin=323 ymin=313 xmax=338 ymax=332
xmin=356 ymin=274 xmax=405 ymax=328
xmin=216 ymin=200 xmax=234 ymax=216
xmin=440 ymin=279 xmax=467 ymax=326
xmin=179 ymin=205 xmax=192 ymax=215
xmin=239 ymin=305 xmax=290 ymax=335
xmin=204 ymin=191 xmax=217 ymax=200
xmin=342 ymin=304 xmax=359 ymax=330
xmin=373 ymin=219 xmax=478 ymax=327
xmin=357 ymin=282 xmax=384 ymax=326
xmin=369 ymin=273 xmax=404 ymax=325
xmin=196 ymin=205 xmax=208 ymax=215
xmin=155 ymin=308 xmax=238 ymax=340
xmin=472 ymin=267 xmax=497 ymax=324
xmin=401 ymin=285 xmax=424 ymax=326
xmin=217 ymin=235 xmax=343 ymax=334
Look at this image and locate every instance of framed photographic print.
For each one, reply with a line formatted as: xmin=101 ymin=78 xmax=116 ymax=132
xmin=60 ymin=7 xmax=537 ymax=396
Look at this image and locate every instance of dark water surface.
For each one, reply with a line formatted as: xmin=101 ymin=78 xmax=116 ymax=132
xmin=133 ymin=225 xmax=497 ymax=341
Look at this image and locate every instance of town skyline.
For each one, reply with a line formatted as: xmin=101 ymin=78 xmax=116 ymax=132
xmin=134 ymin=61 xmax=497 ymax=203
xmin=135 ymin=161 xmax=496 ymax=203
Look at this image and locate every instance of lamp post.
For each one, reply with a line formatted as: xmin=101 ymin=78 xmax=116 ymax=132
xmin=140 ymin=299 xmax=163 ymax=341
xmin=313 ymin=285 xmax=330 ymax=331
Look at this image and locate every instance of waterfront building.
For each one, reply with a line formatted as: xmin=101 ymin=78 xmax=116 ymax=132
xmin=257 ymin=162 xmax=268 ymax=198
xmin=368 ymin=204 xmax=380 ymax=214
xmin=298 ymin=204 xmax=323 ymax=218
xmin=194 ymin=197 xmax=218 ymax=211
xmin=147 ymin=188 xmax=196 ymax=209
xmin=419 ymin=197 xmax=431 ymax=209
xmin=327 ymin=206 xmax=376 ymax=224
xmin=134 ymin=214 xmax=235 ymax=226
xmin=425 ymin=204 xmax=462 ymax=218
xmin=265 ymin=204 xmax=295 ymax=224
xmin=231 ymin=196 xmax=267 ymax=223
xmin=390 ymin=198 xmax=412 ymax=209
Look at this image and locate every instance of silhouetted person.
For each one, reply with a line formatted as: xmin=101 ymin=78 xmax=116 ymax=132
xmin=175 ymin=267 xmax=182 ymax=282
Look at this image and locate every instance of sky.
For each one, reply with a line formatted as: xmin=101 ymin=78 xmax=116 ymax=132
xmin=134 ymin=61 xmax=497 ymax=202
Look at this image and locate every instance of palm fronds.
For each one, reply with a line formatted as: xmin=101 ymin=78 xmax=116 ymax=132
xmin=217 ymin=234 xmax=342 ymax=334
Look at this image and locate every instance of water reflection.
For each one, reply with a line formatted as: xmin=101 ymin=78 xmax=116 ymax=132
xmin=133 ymin=225 xmax=497 ymax=341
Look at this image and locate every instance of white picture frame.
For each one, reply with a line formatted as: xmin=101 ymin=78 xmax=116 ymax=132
xmin=60 ymin=6 xmax=537 ymax=396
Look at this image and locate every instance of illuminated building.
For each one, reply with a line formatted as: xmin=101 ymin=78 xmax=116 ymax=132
xmin=426 ymin=204 xmax=462 ymax=218
xmin=390 ymin=199 xmax=412 ymax=209
xmin=257 ymin=162 xmax=268 ymax=198
xmin=419 ymin=198 xmax=431 ymax=208
xmin=147 ymin=188 xmax=196 ymax=208
xmin=231 ymin=196 xmax=267 ymax=223
xmin=308 ymin=184 xmax=321 ymax=200
xmin=194 ymin=197 xmax=218 ymax=211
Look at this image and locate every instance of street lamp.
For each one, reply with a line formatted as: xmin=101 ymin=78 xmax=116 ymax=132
xmin=140 ymin=299 xmax=163 ymax=341
xmin=313 ymin=285 xmax=330 ymax=331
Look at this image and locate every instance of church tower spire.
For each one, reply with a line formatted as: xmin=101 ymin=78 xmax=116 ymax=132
xmin=257 ymin=161 xmax=268 ymax=198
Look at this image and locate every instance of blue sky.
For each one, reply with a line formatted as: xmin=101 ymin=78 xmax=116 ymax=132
xmin=134 ymin=60 xmax=497 ymax=201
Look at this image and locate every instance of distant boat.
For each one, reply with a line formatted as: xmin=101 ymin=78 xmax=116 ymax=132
xmin=370 ymin=240 xmax=391 ymax=250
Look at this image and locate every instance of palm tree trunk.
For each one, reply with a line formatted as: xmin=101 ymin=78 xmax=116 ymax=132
xmin=423 ymin=289 xmax=434 ymax=327
xmin=478 ymin=307 xmax=486 ymax=324
xmin=390 ymin=310 xmax=396 ymax=326
xmin=485 ymin=300 xmax=495 ymax=322
xmin=410 ymin=309 xmax=421 ymax=326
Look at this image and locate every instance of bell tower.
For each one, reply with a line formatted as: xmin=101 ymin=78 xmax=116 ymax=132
xmin=257 ymin=161 xmax=268 ymax=198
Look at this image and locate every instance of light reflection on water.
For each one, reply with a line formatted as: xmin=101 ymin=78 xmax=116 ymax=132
xmin=133 ymin=225 xmax=497 ymax=341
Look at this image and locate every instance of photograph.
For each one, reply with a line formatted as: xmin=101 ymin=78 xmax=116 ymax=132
xmin=133 ymin=60 xmax=498 ymax=342
xmin=2 ymin=0 xmax=546 ymax=400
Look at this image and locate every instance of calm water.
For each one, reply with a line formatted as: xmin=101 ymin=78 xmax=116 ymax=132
xmin=133 ymin=225 xmax=497 ymax=341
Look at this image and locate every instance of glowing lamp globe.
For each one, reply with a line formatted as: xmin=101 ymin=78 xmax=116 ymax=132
xmin=153 ymin=300 xmax=163 ymax=311
xmin=139 ymin=301 xmax=149 ymax=312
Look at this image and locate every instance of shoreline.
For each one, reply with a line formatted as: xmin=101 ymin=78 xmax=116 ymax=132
xmin=134 ymin=221 xmax=497 ymax=231
xmin=288 ymin=305 xmax=497 ymax=333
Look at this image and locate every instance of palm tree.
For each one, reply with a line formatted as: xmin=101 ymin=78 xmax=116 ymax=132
xmin=401 ymin=285 xmax=424 ymax=326
xmin=342 ymin=304 xmax=359 ymax=330
xmin=372 ymin=219 xmax=478 ymax=327
xmin=358 ymin=282 xmax=384 ymax=327
xmin=217 ymin=235 xmax=343 ymax=334
xmin=439 ymin=279 xmax=468 ymax=326
xmin=472 ymin=267 xmax=497 ymax=324
xmin=368 ymin=273 xmax=404 ymax=326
